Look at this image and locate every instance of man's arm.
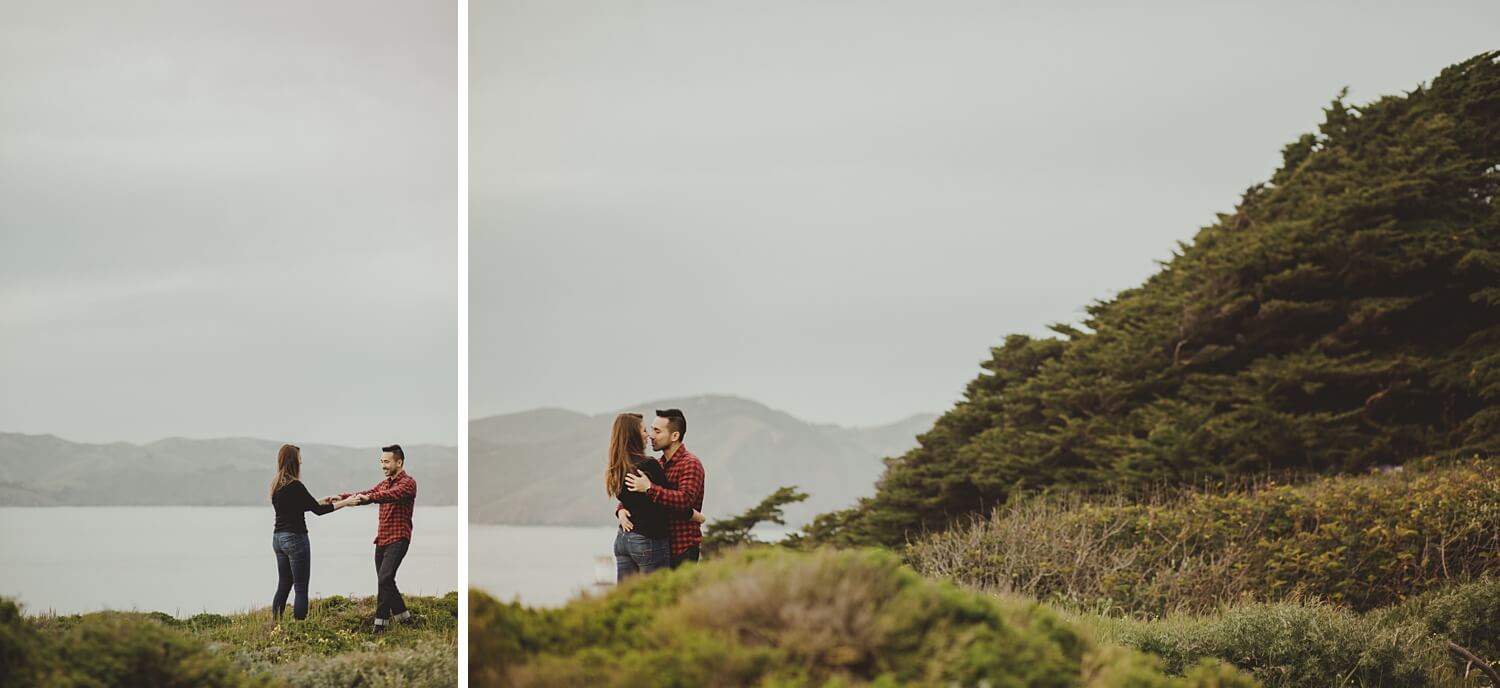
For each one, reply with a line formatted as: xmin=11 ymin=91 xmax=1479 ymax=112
xmin=645 ymin=464 xmax=694 ymax=518
xmin=648 ymin=460 xmax=704 ymax=511
xmin=615 ymin=502 xmax=633 ymax=532
xmin=362 ymin=475 xmax=416 ymax=504
xmin=332 ymin=479 xmax=384 ymax=502
xmin=333 ymin=479 xmax=384 ymax=500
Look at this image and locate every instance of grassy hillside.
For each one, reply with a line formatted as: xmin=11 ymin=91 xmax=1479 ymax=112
xmin=908 ymin=458 xmax=1500 ymax=615
xmin=0 ymin=593 xmax=457 ymax=687
xmin=809 ymin=51 xmax=1500 ymax=547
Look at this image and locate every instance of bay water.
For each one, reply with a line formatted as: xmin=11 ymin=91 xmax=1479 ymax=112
xmin=0 ymin=506 xmax=457 ymax=616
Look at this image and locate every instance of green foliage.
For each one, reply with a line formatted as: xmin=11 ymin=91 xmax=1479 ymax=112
xmin=1372 ymin=577 xmax=1500 ymax=672
xmin=810 ymin=51 xmax=1500 ymax=547
xmin=1076 ymin=579 xmax=1500 ymax=687
xmin=0 ymin=598 xmax=66 ymax=688
xmin=4 ymin=593 xmax=456 ymax=688
xmin=701 ymin=485 xmax=809 ymax=556
xmin=260 ymin=648 xmax=457 ymax=688
xmin=1088 ymin=600 xmax=1468 ymax=687
xmin=908 ymin=459 xmax=1500 ymax=615
xmin=55 ymin=610 xmax=269 ymax=687
xmin=470 ymin=547 xmax=1255 ymax=687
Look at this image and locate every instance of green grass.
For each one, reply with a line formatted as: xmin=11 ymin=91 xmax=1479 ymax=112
xmin=2 ymin=593 xmax=457 ymax=688
xmin=471 ymin=546 xmax=1255 ymax=687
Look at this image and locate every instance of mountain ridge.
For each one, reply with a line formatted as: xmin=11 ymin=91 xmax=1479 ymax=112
xmin=0 ymin=433 xmax=458 ymax=506
xmin=469 ymin=394 xmax=935 ymax=527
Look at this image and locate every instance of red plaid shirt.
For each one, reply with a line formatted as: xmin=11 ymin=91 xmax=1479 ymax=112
xmin=650 ymin=445 xmax=705 ymax=555
xmin=341 ymin=472 xmax=416 ymax=546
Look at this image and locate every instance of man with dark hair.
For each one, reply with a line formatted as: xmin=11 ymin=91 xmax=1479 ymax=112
xmin=622 ymin=408 xmax=705 ymax=568
xmin=326 ymin=443 xmax=417 ymax=634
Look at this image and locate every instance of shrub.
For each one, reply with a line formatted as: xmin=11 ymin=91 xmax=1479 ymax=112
xmin=7 ymin=593 xmax=456 ymax=687
xmin=55 ymin=611 xmax=267 ymax=687
xmin=1089 ymin=599 xmax=1467 ymax=687
xmin=0 ymin=599 xmax=65 ymax=688
xmin=909 ymin=459 xmax=1500 ymax=615
xmin=471 ymin=547 xmax=1254 ymax=687
xmin=1372 ymin=578 xmax=1500 ymax=676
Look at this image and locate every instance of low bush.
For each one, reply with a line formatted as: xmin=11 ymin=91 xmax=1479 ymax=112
xmin=470 ymin=547 xmax=1255 ymax=687
xmin=1087 ymin=600 xmax=1464 ymax=687
xmin=4 ymin=593 xmax=456 ymax=688
xmin=909 ymin=459 xmax=1500 ymax=616
xmin=1372 ymin=577 xmax=1500 ymax=679
xmin=56 ymin=610 xmax=267 ymax=687
xmin=0 ymin=598 xmax=66 ymax=688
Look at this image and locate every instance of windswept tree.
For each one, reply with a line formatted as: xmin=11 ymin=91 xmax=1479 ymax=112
xmin=811 ymin=51 xmax=1500 ymax=548
xmin=702 ymin=486 xmax=809 ymax=556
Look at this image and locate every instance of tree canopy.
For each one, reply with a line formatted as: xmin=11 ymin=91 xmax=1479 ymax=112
xmin=810 ymin=51 xmax=1500 ymax=548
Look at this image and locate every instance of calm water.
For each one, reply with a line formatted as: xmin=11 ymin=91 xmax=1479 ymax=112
xmin=469 ymin=524 xmax=792 ymax=607
xmin=0 ymin=506 xmax=457 ymax=616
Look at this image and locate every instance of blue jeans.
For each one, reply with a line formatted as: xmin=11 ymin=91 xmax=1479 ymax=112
xmin=615 ymin=530 xmax=668 ymax=581
xmin=272 ymin=532 xmax=311 ymax=620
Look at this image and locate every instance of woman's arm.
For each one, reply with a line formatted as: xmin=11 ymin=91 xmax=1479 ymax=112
xmin=296 ymin=482 xmax=336 ymax=516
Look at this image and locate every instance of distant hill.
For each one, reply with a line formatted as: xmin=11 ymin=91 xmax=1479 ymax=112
xmin=0 ymin=434 xmax=457 ymax=506
xmin=469 ymin=395 xmax=935 ymax=526
xmin=809 ymin=51 xmax=1500 ymax=547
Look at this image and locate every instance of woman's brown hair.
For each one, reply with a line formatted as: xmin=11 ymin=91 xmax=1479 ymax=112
xmin=270 ymin=443 xmax=302 ymax=498
xmin=604 ymin=413 xmax=646 ymax=497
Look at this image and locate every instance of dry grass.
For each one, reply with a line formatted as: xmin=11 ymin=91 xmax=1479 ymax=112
xmin=907 ymin=459 xmax=1500 ymax=616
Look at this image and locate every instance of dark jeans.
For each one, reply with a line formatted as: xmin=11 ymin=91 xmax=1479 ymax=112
xmin=374 ymin=539 xmax=410 ymax=621
xmin=670 ymin=545 xmax=701 ymax=570
xmin=614 ymin=530 xmax=669 ymax=581
xmin=272 ymin=532 xmax=311 ymax=620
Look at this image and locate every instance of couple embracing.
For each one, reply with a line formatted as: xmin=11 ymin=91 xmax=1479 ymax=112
xmin=268 ymin=443 xmax=417 ymax=635
xmin=605 ymin=408 xmax=706 ymax=580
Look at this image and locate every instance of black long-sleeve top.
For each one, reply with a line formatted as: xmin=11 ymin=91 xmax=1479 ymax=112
xmin=617 ymin=455 xmax=682 ymax=540
xmin=272 ymin=480 xmax=335 ymax=533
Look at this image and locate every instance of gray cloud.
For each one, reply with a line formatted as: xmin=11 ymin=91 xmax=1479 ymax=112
xmin=1 ymin=0 xmax=456 ymax=445
xmin=471 ymin=0 xmax=1500 ymax=426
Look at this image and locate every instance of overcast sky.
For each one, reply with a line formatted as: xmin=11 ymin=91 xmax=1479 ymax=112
xmin=0 ymin=0 xmax=456 ymax=446
xmin=471 ymin=1 xmax=1499 ymax=427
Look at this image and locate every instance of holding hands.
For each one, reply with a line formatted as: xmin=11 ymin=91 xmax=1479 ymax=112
xmin=325 ymin=494 xmax=369 ymax=509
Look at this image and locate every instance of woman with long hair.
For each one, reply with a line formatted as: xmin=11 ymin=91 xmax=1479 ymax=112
xmin=270 ymin=443 xmax=355 ymax=621
xmin=606 ymin=413 xmax=701 ymax=579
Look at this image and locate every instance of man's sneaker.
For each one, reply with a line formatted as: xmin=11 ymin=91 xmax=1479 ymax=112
xmin=372 ymin=623 xmax=388 ymax=636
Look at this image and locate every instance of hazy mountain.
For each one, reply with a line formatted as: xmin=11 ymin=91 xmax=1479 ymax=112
xmin=0 ymin=434 xmax=457 ymax=506
xmin=469 ymin=395 xmax=936 ymax=526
